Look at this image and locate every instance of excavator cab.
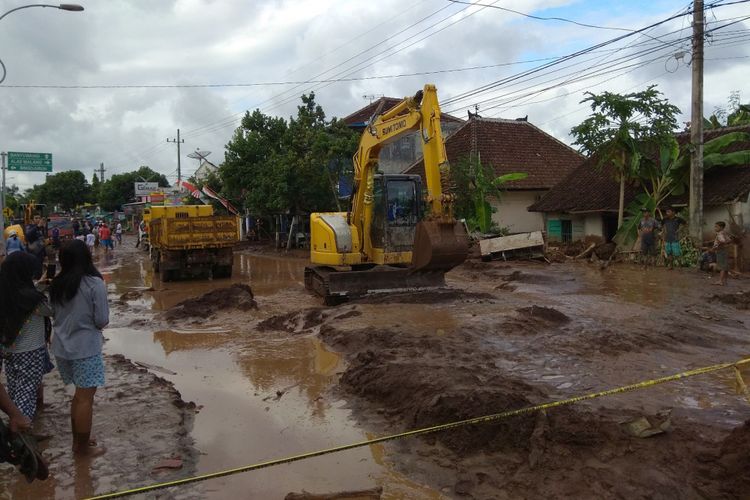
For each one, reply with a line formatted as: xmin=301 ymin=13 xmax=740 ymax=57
xmin=370 ymin=175 xmax=422 ymax=255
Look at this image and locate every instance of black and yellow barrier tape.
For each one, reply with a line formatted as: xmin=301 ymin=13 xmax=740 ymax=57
xmin=86 ymin=357 xmax=750 ymax=500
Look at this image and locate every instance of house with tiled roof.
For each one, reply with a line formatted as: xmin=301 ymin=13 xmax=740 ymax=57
xmin=529 ymin=125 xmax=750 ymax=245
xmin=343 ymin=96 xmax=464 ymax=174
xmin=404 ymin=116 xmax=584 ymax=233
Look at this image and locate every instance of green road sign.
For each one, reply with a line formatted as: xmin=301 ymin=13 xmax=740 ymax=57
xmin=7 ymin=152 xmax=53 ymax=172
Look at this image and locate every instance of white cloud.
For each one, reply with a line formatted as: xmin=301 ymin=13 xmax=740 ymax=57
xmin=0 ymin=0 xmax=746 ymax=192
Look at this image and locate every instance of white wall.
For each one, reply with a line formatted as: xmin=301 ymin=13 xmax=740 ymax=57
xmin=584 ymin=214 xmax=604 ymax=239
xmin=492 ymin=190 xmax=546 ymax=233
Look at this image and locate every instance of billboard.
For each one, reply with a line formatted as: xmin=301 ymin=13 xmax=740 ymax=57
xmin=134 ymin=182 xmax=159 ymax=196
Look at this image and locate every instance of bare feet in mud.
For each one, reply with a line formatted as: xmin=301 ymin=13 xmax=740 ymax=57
xmin=74 ymin=445 xmax=107 ymax=458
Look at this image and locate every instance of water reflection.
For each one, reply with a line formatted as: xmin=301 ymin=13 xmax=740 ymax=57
xmin=234 ymin=337 xmax=341 ymax=420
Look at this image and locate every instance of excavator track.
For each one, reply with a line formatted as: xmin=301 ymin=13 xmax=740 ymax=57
xmin=305 ymin=265 xmax=446 ymax=305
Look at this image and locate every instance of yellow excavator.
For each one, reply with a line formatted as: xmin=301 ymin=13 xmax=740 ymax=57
xmin=305 ymin=84 xmax=468 ymax=303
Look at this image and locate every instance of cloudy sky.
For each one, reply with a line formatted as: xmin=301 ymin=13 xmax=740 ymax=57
xmin=0 ymin=0 xmax=748 ymax=191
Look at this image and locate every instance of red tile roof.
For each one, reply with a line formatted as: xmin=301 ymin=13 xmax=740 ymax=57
xmin=529 ymin=125 xmax=750 ymax=212
xmin=342 ymin=96 xmax=464 ymax=128
xmin=404 ymin=117 xmax=584 ymax=190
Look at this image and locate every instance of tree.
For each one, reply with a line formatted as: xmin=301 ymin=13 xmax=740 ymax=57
xmin=90 ymin=173 xmax=101 ymax=204
xmin=4 ymin=185 xmax=20 ymax=212
xmin=25 ymin=170 xmax=91 ymax=211
xmin=222 ymin=109 xmax=289 ymax=214
xmin=570 ymin=85 xmax=680 ymax=228
xmin=220 ymin=94 xmax=359 ymax=215
xmin=98 ymin=166 xmax=169 ymax=211
xmin=451 ymin=155 xmax=527 ymax=233
xmin=706 ymin=91 xmax=750 ymax=129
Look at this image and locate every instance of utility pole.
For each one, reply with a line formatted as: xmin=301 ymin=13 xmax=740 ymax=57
xmin=167 ymin=129 xmax=184 ymax=188
xmin=689 ymin=0 xmax=704 ymax=243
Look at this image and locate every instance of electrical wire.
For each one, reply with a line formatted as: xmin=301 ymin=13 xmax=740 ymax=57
xmin=446 ymin=0 xmax=636 ymax=31
xmin=180 ymin=0 xmax=482 ymax=139
xmin=441 ymin=3 xmax=748 ymax=113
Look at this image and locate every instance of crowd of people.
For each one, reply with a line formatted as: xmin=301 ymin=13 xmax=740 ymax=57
xmin=70 ymin=219 xmax=123 ymax=254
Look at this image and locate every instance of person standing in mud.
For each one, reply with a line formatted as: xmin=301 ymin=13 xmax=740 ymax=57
xmin=638 ymin=208 xmax=660 ymax=268
xmin=711 ymin=221 xmax=732 ymax=286
xmin=49 ymin=240 xmax=109 ymax=457
xmin=661 ymin=207 xmax=685 ymax=270
xmin=0 ymin=252 xmax=55 ymax=425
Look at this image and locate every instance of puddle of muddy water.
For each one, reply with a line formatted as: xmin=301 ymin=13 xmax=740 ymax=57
xmin=95 ymin=244 xmax=442 ymax=498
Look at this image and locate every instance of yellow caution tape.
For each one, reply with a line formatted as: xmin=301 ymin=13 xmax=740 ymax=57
xmin=85 ymin=357 xmax=750 ymax=500
xmin=734 ymin=365 xmax=750 ymax=404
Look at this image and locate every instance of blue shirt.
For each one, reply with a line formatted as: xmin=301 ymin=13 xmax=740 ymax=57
xmin=5 ymin=237 xmax=25 ymax=254
xmin=51 ymin=276 xmax=109 ymax=360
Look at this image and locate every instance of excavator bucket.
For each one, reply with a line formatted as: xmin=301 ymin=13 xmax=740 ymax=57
xmin=411 ymin=220 xmax=469 ymax=272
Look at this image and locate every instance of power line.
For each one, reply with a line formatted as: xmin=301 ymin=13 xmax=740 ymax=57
xmin=440 ymin=1 xmax=748 ymax=110
xmin=446 ymin=0 xmax=635 ymax=31
xmin=180 ymin=1 xmax=479 ymax=139
xmin=0 ymin=56 xmax=572 ymax=90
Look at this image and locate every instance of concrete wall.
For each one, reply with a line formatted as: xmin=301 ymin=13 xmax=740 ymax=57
xmin=491 ymin=190 xmax=546 ymax=233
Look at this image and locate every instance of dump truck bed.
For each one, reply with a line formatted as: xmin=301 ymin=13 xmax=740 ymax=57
xmin=150 ymin=215 xmax=239 ymax=250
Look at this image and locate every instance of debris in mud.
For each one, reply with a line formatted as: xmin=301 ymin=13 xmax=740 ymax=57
xmin=152 ymin=456 xmax=183 ymax=473
xmin=621 ymin=410 xmax=672 ymax=438
xmin=134 ymin=361 xmax=178 ymax=376
xmin=285 ymin=487 xmax=383 ymax=500
xmin=517 ymin=306 xmax=570 ymax=324
xmin=257 ymin=308 xmax=326 ymax=333
xmin=593 ymin=242 xmax=616 ymax=260
xmin=164 ymin=284 xmax=257 ymax=320
xmin=710 ymin=290 xmax=750 ymax=310
xmin=120 ymin=290 xmax=144 ymax=301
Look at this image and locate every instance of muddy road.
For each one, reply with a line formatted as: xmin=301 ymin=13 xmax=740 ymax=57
xmin=3 ymin=239 xmax=749 ymax=498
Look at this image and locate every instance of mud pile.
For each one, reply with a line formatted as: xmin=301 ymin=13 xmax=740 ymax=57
xmin=710 ymin=290 xmax=750 ymax=309
xmin=517 ymin=305 xmax=570 ymax=324
xmin=164 ymin=284 xmax=257 ymax=320
xmin=697 ymin=419 xmax=750 ymax=497
xmin=341 ymin=348 xmax=541 ymax=455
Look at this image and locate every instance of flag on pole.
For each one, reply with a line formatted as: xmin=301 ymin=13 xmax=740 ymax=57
xmin=202 ymin=186 xmax=239 ymax=215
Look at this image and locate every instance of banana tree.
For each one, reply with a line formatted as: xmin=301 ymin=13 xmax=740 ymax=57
xmin=615 ymin=131 xmax=750 ymax=245
xmin=467 ymin=159 xmax=527 ymax=233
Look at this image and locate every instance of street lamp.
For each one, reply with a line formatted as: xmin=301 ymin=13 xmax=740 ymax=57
xmin=0 ymin=4 xmax=84 ymax=22
xmin=0 ymin=3 xmax=83 ymax=253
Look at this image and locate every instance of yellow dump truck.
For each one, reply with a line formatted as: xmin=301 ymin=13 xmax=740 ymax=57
xmin=148 ymin=205 xmax=240 ymax=281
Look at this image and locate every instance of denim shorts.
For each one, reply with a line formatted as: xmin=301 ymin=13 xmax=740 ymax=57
xmin=56 ymin=353 xmax=105 ymax=388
